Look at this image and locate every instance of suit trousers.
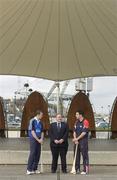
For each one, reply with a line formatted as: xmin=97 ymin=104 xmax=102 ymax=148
xmin=50 ymin=145 xmax=67 ymax=172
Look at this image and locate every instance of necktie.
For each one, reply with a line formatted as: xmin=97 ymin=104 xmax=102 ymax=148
xmin=57 ymin=123 xmax=61 ymax=132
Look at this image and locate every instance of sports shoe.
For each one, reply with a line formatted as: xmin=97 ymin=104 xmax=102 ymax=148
xmin=70 ymin=170 xmax=76 ymax=175
xmin=80 ymin=171 xmax=87 ymax=175
xmin=26 ymin=170 xmax=34 ymax=175
xmin=34 ymin=170 xmax=41 ymax=174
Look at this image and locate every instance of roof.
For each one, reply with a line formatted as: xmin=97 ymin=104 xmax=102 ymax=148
xmin=0 ymin=0 xmax=117 ymax=80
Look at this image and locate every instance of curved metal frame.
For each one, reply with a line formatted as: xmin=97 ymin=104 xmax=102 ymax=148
xmin=0 ymin=97 xmax=5 ymax=137
xmin=111 ymin=97 xmax=117 ymax=139
xmin=67 ymin=91 xmax=96 ymax=138
xmin=20 ymin=91 xmax=49 ymax=137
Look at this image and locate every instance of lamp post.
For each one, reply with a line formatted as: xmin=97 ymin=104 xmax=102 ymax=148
xmin=28 ymin=88 xmax=33 ymax=94
xmin=24 ymin=83 xmax=29 ymax=98
xmin=107 ymin=105 xmax=111 ymax=139
xmin=101 ymin=106 xmax=103 ymax=116
xmin=14 ymin=91 xmax=17 ymax=123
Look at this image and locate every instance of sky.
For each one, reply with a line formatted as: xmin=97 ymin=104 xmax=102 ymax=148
xmin=0 ymin=75 xmax=117 ymax=114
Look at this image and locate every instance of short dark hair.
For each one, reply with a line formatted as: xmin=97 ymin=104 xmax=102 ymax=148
xmin=76 ymin=110 xmax=84 ymax=117
xmin=35 ymin=110 xmax=43 ymax=116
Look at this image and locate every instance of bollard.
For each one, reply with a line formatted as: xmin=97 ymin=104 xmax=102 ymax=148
xmin=57 ymin=164 xmax=60 ymax=180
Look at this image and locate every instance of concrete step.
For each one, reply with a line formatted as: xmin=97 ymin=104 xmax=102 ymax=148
xmin=0 ymin=150 xmax=117 ymax=165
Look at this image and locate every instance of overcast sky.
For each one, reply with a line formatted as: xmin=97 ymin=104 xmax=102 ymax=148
xmin=0 ymin=75 xmax=116 ymax=114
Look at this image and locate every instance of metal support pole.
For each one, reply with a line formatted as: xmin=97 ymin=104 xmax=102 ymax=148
xmin=56 ymin=82 xmax=60 ymax=114
xmin=85 ymin=78 xmax=88 ymax=95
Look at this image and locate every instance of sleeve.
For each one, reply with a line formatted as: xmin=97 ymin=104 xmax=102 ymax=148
xmin=73 ymin=121 xmax=77 ymax=132
xmin=31 ymin=120 xmax=35 ymax=131
xmin=62 ymin=123 xmax=69 ymax=141
xmin=49 ymin=123 xmax=55 ymax=142
xmin=82 ymin=119 xmax=89 ymax=133
xmin=41 ymin=122 xmax=44 ymax=132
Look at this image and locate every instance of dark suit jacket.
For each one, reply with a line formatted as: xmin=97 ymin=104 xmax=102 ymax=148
xmin=49 ymin=122 xmax=69 ymax=147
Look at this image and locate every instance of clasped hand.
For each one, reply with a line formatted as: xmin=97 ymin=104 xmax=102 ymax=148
xmin=54 ymin=139 xmax=64 ymax=144
xmin=72 ymin=138 xmax=79 ymax=144
xmin=38 ymin=139 xmax=43 ymax=144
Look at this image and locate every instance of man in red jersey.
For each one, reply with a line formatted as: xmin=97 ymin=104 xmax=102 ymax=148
xmin=73 ymin=110 xmax=89 ymax=175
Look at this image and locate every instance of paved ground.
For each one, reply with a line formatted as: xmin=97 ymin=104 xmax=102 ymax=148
xmin=0 ymin=165 xmax=117 ymax=180
xmin=0 ymin=138 xmax=117 ymax=151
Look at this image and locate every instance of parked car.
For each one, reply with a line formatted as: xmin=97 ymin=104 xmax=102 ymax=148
xmin=96 ymin=121 xmax=109 ymax=129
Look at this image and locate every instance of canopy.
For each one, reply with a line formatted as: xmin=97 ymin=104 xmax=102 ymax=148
xmin=0 ymin=0 xmax=117 ymax=81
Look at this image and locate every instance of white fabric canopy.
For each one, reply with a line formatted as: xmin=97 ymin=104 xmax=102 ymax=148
xmin=0 ymin=0 xmax=117 ymax=81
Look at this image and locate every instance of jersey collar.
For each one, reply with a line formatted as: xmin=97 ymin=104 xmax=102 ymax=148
xmin=34 ymin=116 xmax=40 ymax=122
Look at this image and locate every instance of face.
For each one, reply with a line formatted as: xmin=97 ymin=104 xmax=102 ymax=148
xmin=37 ymin=112 xmax=43 ymax=120
xmin=56 ymin=114 xmax=62 ymax=122
xmin=76 ymin=112 xmax=80 ymax=119
xmin=76 ymin=112 xmax=83 ymax=121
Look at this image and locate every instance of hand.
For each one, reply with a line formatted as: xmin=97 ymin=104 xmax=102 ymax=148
xmin=54 ymin=140 xmax=59 ymax=144
xmin=38 ymin=139 xmax=43 ymax=144
xmin=72 ymin=138 xmax=78 ymax=142
xmin=72 ymin=138 xmax=79 ymax=145
xmin=59 ymin=139 xmax=64 ymax=144
xmin=75 ymin=141 xmax=79 ymax=145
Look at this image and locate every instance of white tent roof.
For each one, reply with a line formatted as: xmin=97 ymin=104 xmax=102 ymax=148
xmin=0 ymin=0 xmax=117 ymax=81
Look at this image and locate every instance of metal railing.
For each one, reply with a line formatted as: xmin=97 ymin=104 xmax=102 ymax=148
xmin=0 ymin=128 xmax=116 ymax=139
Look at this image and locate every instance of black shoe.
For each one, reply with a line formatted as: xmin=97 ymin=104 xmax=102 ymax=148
xmin=76 ymin=169 xmax=80 ymax=174
xmin=51 ymin=170 xmax=56 ymax=173
xmin=62 ymin=170 xmax=67 ymax=173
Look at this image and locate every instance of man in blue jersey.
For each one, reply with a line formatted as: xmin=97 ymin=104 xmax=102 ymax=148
xmin=26 ymin=110 xmax=44 ymax=175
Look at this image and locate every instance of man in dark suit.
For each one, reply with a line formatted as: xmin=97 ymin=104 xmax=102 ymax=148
xmin=49 ymin=114 xmax=69 ymax=173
